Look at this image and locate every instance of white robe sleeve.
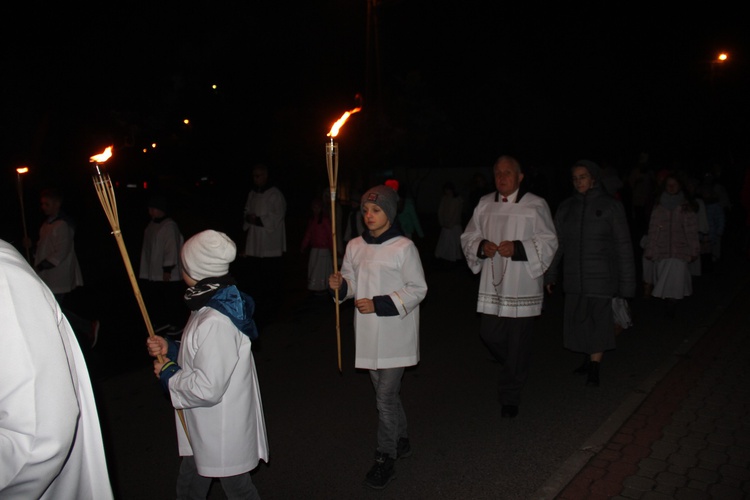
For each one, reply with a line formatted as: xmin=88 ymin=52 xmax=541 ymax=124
xmin=387 ymin=242 xmax=428 ymax=318
xmin=519 ymin=198 xmax=558 ymax=279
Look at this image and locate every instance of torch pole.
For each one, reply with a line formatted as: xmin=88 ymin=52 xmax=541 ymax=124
xmin=92 ymin=170 xmax=190 ymax=440
xmin=16 ymin=172 xmax=31 ymax=262
xmin=326 ymin=139 xmax=343 ymax=372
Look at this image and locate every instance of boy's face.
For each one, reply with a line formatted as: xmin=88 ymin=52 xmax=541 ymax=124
xmin=182 ymin=270 xmax=197 ymax=287
xmin=362 ymin=201 xmax=390 ymax=238
xmin=148 ymin=207 xmax=165 ymax=219
xmin=40 ymin=197 xmax=61 ymax=217
xmin=252 ymin=168 xmax=268 ymax=188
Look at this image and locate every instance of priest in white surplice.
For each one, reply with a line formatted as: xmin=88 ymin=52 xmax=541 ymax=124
xmin=461 ymin=155 xmax=558 ymax=418
xmin=0 ymin=239 xmax=113 ymax=499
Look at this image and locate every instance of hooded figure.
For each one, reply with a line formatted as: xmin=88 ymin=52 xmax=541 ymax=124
xmin=545 ymin=160 xmax=635 ymax=386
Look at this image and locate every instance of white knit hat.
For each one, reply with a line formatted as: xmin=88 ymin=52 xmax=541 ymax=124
xmin=181 ymin=230 xmax=236 ymax=281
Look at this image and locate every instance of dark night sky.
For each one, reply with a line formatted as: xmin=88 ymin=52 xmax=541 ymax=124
xmin=2 ymin=3 xmax=749 ymax=239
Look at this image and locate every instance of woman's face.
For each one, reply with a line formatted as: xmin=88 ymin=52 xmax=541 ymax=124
xmin=665 ymin=177 xmax=681 ymax=195
xmin=572 ymin=166 xmax=594 ymax=194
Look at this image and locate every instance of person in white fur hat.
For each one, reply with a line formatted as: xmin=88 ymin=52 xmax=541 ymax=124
xmin=146 ymin=229 xmax=269 ymax=499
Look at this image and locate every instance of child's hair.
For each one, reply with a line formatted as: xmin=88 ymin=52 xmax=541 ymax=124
xmin=40 ymin=187 xmax=63 ymax=202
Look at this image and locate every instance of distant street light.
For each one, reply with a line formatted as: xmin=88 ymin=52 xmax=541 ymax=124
xmin=710 ymin=51 xmax=729 ymax=85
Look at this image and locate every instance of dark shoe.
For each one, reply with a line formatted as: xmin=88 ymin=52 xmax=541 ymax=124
xmin=365 ymin=452 xmax=396 ymax=490
xmin=573 ymin=357 xmax=590 ymax=375
xmin=586 ymin=361 xmax=600 ymax=387
xmin=396 ymin=437 xmax=412 ymax=459
xmin=501 ymin=405 xmax=519 ymax=418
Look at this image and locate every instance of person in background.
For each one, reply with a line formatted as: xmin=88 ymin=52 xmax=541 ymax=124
xmin=329 ymin=185 xmax=427 ymax=490
xmin=343 ymin=189 xmax=365 ymax=248
xmin=434 ymin=181 xmax=464 ymax=265
xmin=644 ymin=173 xmax=700 ymax=318
xmin=461 ymin=155 xmax=558 ymax=418
xmin=1 ymin=238 xmax=113 ymax=499
xmin=393 ymin=181 xmax=424 ymax=241
xmin=242 ymin=163 xmax=287 ymax=327
xmin=24 ymin=187 xmax=99 ymax=349
xmin=146 ymin=230 xmax=268 ymax=499
xmin=139 ymin=194 xmax=186 ymax=333
xmin=300 ymin=196 xmax=333 ymax=295
xmin=545 ymin=160 xmax=635 ymax=387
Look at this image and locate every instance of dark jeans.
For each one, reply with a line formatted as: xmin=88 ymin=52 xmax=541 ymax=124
xmin=370 ymin=367 xmax=407 ymax=458
xmin=175 ymin=456 xmax=260 ymax=500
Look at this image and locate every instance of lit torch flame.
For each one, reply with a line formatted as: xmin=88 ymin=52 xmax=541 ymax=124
xmin=90 ymin=146 xmax=113 ymax=164
xmin=327 ymin=106 xmax=362 ymax=138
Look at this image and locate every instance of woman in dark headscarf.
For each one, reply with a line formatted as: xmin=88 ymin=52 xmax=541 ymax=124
xmin=545 ymin=160 xmax=636 ymax=387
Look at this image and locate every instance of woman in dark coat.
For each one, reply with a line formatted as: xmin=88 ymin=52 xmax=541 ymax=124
xmin=545 ymin=160 xmax=636 ymax=386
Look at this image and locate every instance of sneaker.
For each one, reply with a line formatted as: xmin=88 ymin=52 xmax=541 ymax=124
xmin=90 ymin=320 xmax=100 ymax=348
xmin=364 ymin=452 xmax=395 ymax=490
xmin=396 ymin=437 xmax=412 ymax=459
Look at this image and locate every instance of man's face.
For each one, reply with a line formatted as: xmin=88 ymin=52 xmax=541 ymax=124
xmin=252 ymin=168 xmax=268 ymax=188
xmin=494 ymin=160 xmax=524 ymax=197
xmin=40 ymin=197 xmax=60 ymax=217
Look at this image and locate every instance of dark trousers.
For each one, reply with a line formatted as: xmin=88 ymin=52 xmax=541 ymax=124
xmin=479 ymin=314 xmax=534 ymax=406
xmin=175 ymin=456 xmax=260 ymax=500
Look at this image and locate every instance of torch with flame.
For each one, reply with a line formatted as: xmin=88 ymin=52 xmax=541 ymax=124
xmin=326 ymin=101 xmax=361 ymax=372
xmin=89 ymin=146 xmax=189 ymax=440
xmin=16 ymin=166 xmax=31 ymax=262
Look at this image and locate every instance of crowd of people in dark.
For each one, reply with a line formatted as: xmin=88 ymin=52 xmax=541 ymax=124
xmin=4 ymin=148 xmax=750 ymax=497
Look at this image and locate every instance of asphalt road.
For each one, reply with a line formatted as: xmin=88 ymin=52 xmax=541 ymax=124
xmin=75 ymin=234 xmax=750 ymax=500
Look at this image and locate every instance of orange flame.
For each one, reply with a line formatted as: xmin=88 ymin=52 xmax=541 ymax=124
xmin=327 ymin=106 xmax=362 ymax=138
xmin=89 ymin=146 xmax=113 ymax=164
xmin=16 ymin=166 xmax=29 ymax=174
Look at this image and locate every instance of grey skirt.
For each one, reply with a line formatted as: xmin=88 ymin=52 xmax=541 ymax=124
xmin=563 ymin=294 xmax=616 ymax=354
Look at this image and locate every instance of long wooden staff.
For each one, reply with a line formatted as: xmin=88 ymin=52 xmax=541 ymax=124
xmin=326 ymin=139 xmax=342 ymax=372
xmin=90 ymin=148 xmax=190 ymax=441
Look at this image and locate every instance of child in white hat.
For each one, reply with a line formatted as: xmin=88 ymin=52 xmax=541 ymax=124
xmin=146 ymin=229 xmax=268 ymax=498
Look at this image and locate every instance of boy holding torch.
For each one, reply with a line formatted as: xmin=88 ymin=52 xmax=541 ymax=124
xmin=329 ymin=185 xmax=427 ymax=490
xmin=146 ymin=230 xmax=268 ymax=498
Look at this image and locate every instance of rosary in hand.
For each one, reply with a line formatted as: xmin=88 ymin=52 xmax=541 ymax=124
xmin=486 ymin=241 xmax=512 ymax=288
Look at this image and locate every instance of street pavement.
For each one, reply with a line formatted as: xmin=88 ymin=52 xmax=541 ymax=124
xmin=78 ymin=239 xmax=750 ymax=500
